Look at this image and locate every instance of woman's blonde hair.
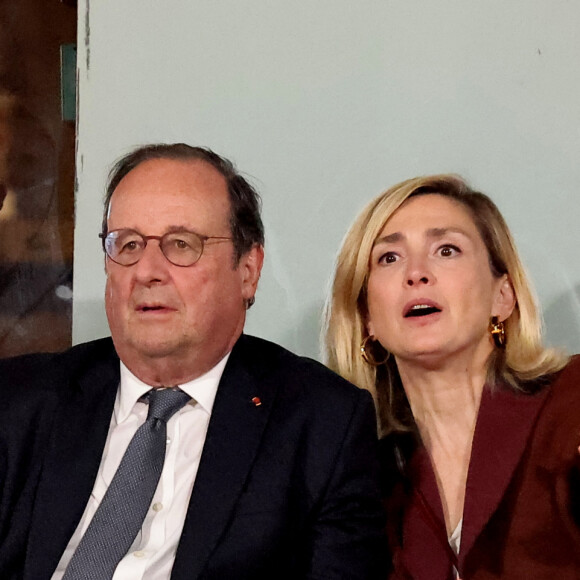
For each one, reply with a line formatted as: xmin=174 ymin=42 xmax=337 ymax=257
xmin=324 ymin=175 xmax=568 ymax=435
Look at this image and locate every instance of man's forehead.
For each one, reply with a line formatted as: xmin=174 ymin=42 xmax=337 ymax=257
xmin=106 ymin=158 xmax=231 ymax=229
xmin=110 ymin=159 xmax=228 ymax=203
xmin=120 ymin=157 xmax=225 ymax=186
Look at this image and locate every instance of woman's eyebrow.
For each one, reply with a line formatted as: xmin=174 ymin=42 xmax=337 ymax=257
xmin=373 ymin=226 xmax=473 ymax=248
xmin=373 ymin=232 xmax=402 ymax=246
xmin=426 ymin=226 xmax=471 ymax=239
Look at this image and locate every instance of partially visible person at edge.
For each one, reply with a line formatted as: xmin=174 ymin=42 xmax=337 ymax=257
xmin=0 ymin=183 xmax=6 ymax=212
xmin=0 ymin=143 xmax=386 ymax=579
xmin=324 ymin=174 xmax=580 ymax=579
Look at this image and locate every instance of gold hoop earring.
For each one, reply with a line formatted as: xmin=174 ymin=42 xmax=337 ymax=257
xmin=490 ymin=316 xmax=506 ymax=349
xmin=360 ymin=335 xmax=390 ymax=366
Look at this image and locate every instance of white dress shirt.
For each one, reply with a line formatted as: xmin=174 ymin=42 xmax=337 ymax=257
xmin=449 ymin=518 xmax=462 ymax=579
xmin=52 ymin=354 xmax=228 ymax=580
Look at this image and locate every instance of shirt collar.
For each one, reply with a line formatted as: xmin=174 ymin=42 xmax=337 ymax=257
xmin=116 ymin=353 xmax=230 ymax=424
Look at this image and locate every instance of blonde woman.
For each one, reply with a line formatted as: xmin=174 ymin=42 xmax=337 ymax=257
xmin=325 ymin=175 xmax=580 ymax=579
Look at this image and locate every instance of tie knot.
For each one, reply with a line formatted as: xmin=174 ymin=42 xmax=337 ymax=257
xmin=147 ymin=388 xmax=191 ymax=423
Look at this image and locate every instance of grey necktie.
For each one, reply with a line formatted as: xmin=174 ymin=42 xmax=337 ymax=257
xmin=62 ymin=388 xmax=191 ymax=580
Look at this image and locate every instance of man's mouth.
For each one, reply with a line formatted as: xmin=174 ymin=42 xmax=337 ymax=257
xmin=137 ymin=304 xmax=172 ymax=313
xmin=404 ymin=304 xmax=442 ymax=318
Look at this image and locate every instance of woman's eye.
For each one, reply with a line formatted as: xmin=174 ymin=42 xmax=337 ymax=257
xmin=378 ymin=252 xmax=398 ymax=264
xmin=438 ymin=245 xmax=460 ymax=257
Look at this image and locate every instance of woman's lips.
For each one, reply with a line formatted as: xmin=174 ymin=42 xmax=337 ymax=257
xmin=402 ymin=300 xmax=442 ymax=318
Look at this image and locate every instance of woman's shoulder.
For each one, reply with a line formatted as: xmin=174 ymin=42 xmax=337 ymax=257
xmin=516 ymin=354 xmax=580 ymax=398
xmin=533 ymin=354 xmax=580 ymax=435
xmin=562 ymin=353 xmax=580 ymax=374
xmin=546 ymin=354 xmax=580 ymax=397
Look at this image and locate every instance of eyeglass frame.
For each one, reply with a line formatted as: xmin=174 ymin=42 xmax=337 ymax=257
xmin=99 ymin=228 xmax=233 ymax=267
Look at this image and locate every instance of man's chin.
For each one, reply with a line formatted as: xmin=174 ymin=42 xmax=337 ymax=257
xmin=136 ymin=341 xmax=184 ymax=360
xmin=122 ymin=333 xmax=189 ymax=361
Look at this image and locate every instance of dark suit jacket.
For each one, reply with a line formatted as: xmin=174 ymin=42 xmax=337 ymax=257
xmin=382 ymin=356 xmax=580 ymax=580
xmin=0 ymin=334 xmax=386 ymax=579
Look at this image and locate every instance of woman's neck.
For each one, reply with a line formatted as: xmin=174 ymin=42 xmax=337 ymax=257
xmin=396 ymin=352 xmax=490 ymax=534
xmin=398 ymin=360 xmax=486 ymax=437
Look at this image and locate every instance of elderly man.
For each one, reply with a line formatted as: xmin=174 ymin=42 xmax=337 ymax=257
xmin=0 ymin=144 xmax=385 ymax=579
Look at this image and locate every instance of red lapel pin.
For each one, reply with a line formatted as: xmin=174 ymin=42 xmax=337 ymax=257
xmin=251 ymin=396 xmax=262 ymax=407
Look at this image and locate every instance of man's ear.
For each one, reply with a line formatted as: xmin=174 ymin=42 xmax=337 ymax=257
xmin=240 ymin=244 xmax=264 ymax=300
xmin=493 ymin=274 xmax=516 ymax=322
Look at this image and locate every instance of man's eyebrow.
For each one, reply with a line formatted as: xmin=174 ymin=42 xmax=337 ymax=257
xmin=165 ymin=225 xmax=195 ymax=234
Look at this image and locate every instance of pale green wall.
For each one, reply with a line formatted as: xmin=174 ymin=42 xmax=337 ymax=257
xmin=73 ymin=0 xmax=580 ymax=357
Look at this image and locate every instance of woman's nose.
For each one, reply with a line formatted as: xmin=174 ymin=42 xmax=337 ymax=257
xmin=405 ymin=256 xmax=433 ymax=286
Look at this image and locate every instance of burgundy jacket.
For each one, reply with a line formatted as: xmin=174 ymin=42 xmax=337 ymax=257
xmin=381 ymin=356 xmax=580 ymax=580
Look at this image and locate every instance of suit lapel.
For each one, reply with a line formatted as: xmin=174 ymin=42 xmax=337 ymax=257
xmin=396 ymin=384 xmax=550 ymax=578
xmin=401 ymin=446 xmax=455 ymax=579
xmin=172 ymin=336 xmax=277 ymax=580
xmin=24 ymin=342 xmax=120 ymax=580
xmin=459 ymin=384 xmax=550 ymax=565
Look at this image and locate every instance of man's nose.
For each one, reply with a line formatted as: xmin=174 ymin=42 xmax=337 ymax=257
xmin=133 ymin=240 xmax=171 ymax=283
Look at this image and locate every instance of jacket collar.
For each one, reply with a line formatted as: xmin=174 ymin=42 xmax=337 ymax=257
xmin=25 ymin=335 xmax=279 ymax=580
xmin=389 ymin=382 xmax=550 ymax=578
xmin=25 ymin=339 xmax=120 ymax=580
xmin=171 ymin=334 xmax=278 ymax=579
xmin=459 ymin=383 xmax=550 ymax=564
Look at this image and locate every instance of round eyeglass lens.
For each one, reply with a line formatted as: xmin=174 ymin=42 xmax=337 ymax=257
xmin=106 ymin=230 xmax=144 ymax=265
xmin=160 ymin=231 xmax=203 ymax=266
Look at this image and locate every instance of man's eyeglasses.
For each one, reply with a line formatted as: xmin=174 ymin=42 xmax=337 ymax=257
xmin=99 ymin=228 xmax=232 ymax=267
